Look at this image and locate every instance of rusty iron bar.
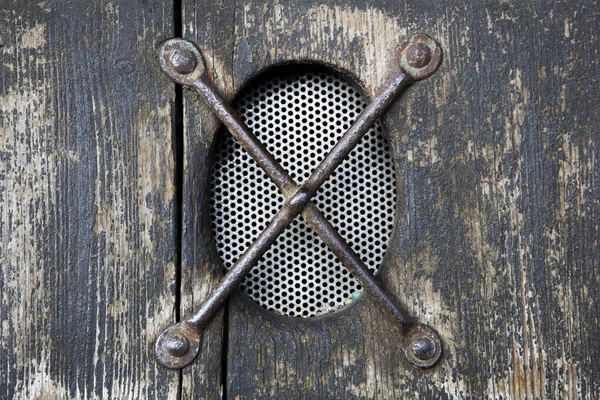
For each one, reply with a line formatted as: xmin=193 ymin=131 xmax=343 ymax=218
xmin=155 ymin=36 xmax=443 ymax=370
xmin=188 ymin=73 xmax=413 ymax=329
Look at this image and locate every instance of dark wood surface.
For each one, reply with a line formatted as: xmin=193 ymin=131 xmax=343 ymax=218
xmin=0 ymin=1 xmax=179 ymax=398
xmin=2 ymin=0 xmax=599 ymax=399
xmin=184 ymin=0 xmax=600 ymax=398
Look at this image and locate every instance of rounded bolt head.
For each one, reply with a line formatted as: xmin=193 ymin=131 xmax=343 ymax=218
xmin=163 ymin=332 xmax=190 ymax=357
xmin=170 ymin=49 xmax=198 ymax=74
xmin=406 ymin=43 xmax=432 ymax=68
xmin=410 ymin=336 xmax=437 ymax=361
xmin=155 ymin=321 xmax=202 ymax=369
xmin=397 ymin=34 xmax=442 ymax=80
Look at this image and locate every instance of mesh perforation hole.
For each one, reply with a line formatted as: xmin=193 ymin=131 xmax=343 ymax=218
xmin=210 ymin=65 xmax=396 ymax=318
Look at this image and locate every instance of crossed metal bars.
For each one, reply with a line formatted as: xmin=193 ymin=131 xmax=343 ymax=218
xmin=155 ymin=35 xmax=443 ymax=370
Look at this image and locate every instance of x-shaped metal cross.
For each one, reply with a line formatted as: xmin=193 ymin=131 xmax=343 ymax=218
xmin=156 ymin=35 xmax=443 ymax=370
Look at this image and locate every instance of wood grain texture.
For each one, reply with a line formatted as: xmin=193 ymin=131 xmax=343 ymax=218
xmin=0 ymin=1 xmax=179 ymax=398
xmin=2 ymin=0 xmax=598 ymax=398
xmin=182 ymin=0 xmax=600 ymax=398
xmin=178 ymin=3 xmax=231 ymax=398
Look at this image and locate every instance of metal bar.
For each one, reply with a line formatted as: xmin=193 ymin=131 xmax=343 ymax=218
xmin=294 ymin=73 xmax=411 ymax=198
xmin=186 ymin=72 xmax=412 ymax=329
xmin=191 ymin=79 xmax=296 ymax=196
xmin=156 ymin=36 xmax=444 ymax=370
xmin=191 ymin=75 xmax=413 ymax=327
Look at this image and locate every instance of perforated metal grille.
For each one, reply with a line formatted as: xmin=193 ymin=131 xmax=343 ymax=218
xmin=210 ymin=66 xmax=396 ymax=317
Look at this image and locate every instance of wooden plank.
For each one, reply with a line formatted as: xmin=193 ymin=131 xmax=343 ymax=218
xmin=177 ymin=2 xmax=230 ymax=397
xmin=0 ymin=1 xmax=179 ymax=398
xmin=182 ymin=0 xmax=600 ymax=398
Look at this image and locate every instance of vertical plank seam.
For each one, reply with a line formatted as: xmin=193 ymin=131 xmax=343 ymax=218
xmin=173 ymin=0 xmax=184 ymax=397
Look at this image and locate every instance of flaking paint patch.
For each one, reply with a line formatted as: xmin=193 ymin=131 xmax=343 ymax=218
xmin=404 ymin=262 xmax=466 ymax=398
xmin=387 ymin=245 xmax=458 ymax=342
xmin=485 ymin=342 xmax=568 ymax=399
xmin=104 ymin=1 xmax=119 ymax=20
xmin=135 ymin=104 xmax=175 ymax=245
xmin=459 ymin=60 xmax=563 ymax=398
xmin=182 ymin=261 xmax=222 ymax=314
xmin=461 ymin=198 xmax=499 ymax=302
xmin=146 ymin=290 xmax=177 ymax=340
xmin=92 ymin=103 xmax=173 ymax=250
xmin=56 ymin=148 xmax=81 ymax=162
xmin=37 ymin=1 xmax=51 ymax=13
xmin=509 ymin=69 xmax=530 ymax=129
xmin=0 ymin=76 xmax=57 ymax=399
xmin=560 ymin=84 xmax=567 ymax=113
xmin=19 ymin=23 xmax=47 ymax=49
xmin=336 ymin=344 xmax=363 ymax=397
xmin=552 ymin=357 xmax=582 ymax=398
xmin=12 ymin=357 xmax=73 ymax=400
xmin=241 ymin=4 xmax=408 ymax=93
xmin=415 ymin=136 xmax=440 ymax=166
xmin=434 ymin=69 xmax=457 ymax=111
xmin=89 ymin=100 xmax=177 ymax=398
xmin=557 ymin=132 xmax=586 ymax=216
xmin=491 ymin=80 xmax=552 ymax=399
xmin=564 ymin=18 xmax=572 ymax=38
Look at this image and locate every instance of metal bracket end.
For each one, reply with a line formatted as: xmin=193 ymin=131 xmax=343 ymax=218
xmin=155 ymin=322 xmax=201 ymax=369
xmin=403 ymin=323 xmax=443 ymax=368
xmin=398 ymin=34 xmax=442 ymax=80
xmin=159 ymin=38 xmax=207 ymax=85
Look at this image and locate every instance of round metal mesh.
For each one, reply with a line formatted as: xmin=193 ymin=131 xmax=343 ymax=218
xmin=210 ymin=65 xmax=396 ymax=317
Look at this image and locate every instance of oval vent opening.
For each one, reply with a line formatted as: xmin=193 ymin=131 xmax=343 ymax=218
xmin=210 ymin=64 xmax=396 ymax=318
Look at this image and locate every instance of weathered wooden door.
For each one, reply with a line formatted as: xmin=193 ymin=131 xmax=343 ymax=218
xmin=2 ymin=0 xmax=599 ymax=399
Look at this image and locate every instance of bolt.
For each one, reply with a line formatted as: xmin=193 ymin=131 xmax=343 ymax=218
xmin=164 ymin=332 xmax=190 ymax=357
xmin=405 ymin=43 xmax=432 ymax=69
xmin=170 ymin=49 xmax=197 ymax=74
xmin=410 ymin=336 xmax=437 ymax=360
